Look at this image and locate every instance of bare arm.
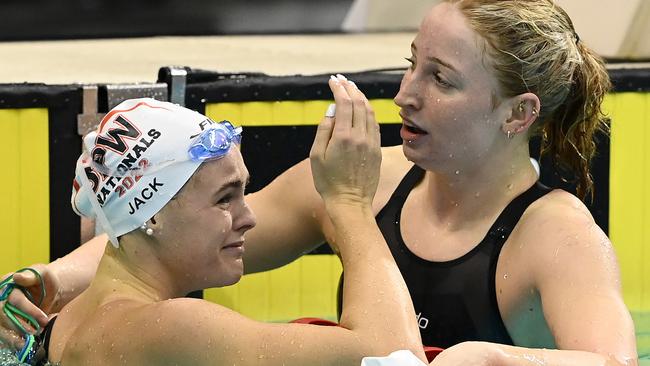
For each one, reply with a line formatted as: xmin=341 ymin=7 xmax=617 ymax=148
xmin=243 ymin=158 xmax=329 ymax=273
xmin=432 ymin=192 xmax=638 ymax=366
xmin=524 ymin=195 xmax=637 ymax=365
xmin=44 ymin=234 xmax=106 ymax=311
xmin=243 ymin=144 xmax=412 ymax=274
xmin=142 ymin=76 xmax=425 ymax=365
xmin=431 ymin=341 xmax=629 ymax=366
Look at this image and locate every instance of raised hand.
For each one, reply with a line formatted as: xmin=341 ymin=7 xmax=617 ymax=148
xmin=309 ymin=74 xmax=381 ymax=209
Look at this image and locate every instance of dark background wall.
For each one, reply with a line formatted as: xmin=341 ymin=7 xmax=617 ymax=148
xmin=0 ymin=0 xmax=353 ymax=41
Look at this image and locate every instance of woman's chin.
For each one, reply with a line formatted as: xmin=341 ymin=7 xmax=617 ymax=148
xmin=402 ymin=143 xmax=424 ymax=164
xmin=219 ymin=263 xmax=244 ymax=287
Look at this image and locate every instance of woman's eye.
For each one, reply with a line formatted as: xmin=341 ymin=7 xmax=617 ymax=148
xmin=434 ymin=73 xmax=452 ymax=88
xmin=216 ymin=195 xmax=232 ymax=207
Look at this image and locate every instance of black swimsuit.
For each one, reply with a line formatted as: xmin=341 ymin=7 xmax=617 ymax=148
xmin=34 ymin=316 xmax=57 ymax=366
xmin=338 ymin=165 xmax=552 ymax=348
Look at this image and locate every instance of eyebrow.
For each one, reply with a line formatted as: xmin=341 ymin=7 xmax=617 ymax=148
xmin=411 ymin=42 xmax=460 ymax=74
xmin=215 ymin=176 xmax=250 ymax=194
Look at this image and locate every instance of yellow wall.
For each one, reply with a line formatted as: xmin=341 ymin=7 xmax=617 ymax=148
xmin=2 ymin=94 xmax=647 ymax=320
xmin=0 ymin=108 xmax=50 ymax=275
xmin=206 ymin=99 xmax=399 ymax=127
xmin=204 ymin=255 xmax=342 ymax=322
xmin=606 ymin=92 xmax=650 ymax=312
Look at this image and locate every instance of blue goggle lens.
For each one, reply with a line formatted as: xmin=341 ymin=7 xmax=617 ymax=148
xmin=188 ymin=120 xmax=242 ymax=162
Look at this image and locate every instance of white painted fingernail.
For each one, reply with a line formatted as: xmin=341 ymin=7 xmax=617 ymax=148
xmin=325 ymin=104 xmax=336 ymax=118
xmin=349 ymin=81 xmax=358 ymax=89
xmin=330 ymin=75 xmax=339 ymax=83
xmin=336 ymin=74 xmax=348 ymax=82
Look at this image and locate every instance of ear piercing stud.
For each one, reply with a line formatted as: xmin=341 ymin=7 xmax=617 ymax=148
xmin=140 ymin=223 xmax=154 ymax=236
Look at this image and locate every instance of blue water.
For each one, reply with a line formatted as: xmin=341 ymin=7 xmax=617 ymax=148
xmin=635 ymin=312 xmax=650 ymax=365
xmin=0 ymin=348 xmax=58 ymax=366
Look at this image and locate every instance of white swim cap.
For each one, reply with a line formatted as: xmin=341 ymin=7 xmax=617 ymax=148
xmin=71 ymin=98 xmax=241 ymax=247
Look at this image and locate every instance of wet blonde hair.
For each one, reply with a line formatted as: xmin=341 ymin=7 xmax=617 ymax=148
xmin=447 ymin=0 xmax=611 ymax=200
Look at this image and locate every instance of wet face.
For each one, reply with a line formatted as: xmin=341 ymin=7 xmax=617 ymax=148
xmin=154 ymin=148 xmax=256 ymax=290
xmin=394 ymin=2 xmax=512 ymax=173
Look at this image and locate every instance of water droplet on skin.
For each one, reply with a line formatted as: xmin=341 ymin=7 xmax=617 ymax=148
xmin=455 ymin=170 xmax=460 ymax=175
xmin=503 ymin=274 xmax=509 ymax=279
xmin=507 ymin=184 xmax=514 ymax=190
xmin=475 ymin=192 xmax=480 ymax=198
xmin=436 ymin=98 xmax=441 ymax=103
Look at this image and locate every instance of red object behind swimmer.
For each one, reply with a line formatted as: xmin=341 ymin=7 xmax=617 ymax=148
xmin=290 ymin=317 xmax=444 ymax=362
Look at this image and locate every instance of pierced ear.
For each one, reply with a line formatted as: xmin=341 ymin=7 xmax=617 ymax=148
xmin=145 ymin=216 xmax=160 ymax=231
xmin=502 ymin=93 xmax=540 ymax=138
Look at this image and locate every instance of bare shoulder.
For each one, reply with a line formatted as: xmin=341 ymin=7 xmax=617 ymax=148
xmin=120 ymin=298 xmax=250 ymax=365
xmin=510 ymin=189 xmax=619 ymax=284
xmin=520 ymin=189 xmax=594 ymax=227
xmin=142 ymin=297 xmax=241 ymax=334
xmin=58 ymin=298 xmax=232 ymax=365
xmin=503 ymin=191 xmax=637 ymax=357
xmin=516 ymin=189 xmax=604 ymax=242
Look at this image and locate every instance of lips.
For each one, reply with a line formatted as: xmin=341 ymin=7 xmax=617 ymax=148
xmin=223 ymin=241 xmax=244 ymax=250
xmin=399 ymin=113 xmax=428 ymax=135
xmin=400 ymin=112 xmax=428 ymax=142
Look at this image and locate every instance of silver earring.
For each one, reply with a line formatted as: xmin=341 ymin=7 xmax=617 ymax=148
xmin=532 ymin=108 xmax=538 ymax=115
xmin=140 ymin=223 xmax=154 ymax=236
xmin=507 ymin=130 xmax=514 ymax=139
xmin=518 ymin=102 xmax=525 ymax=113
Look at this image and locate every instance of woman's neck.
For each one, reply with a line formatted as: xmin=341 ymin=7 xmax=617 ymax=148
xmin=88 ymin=240 xmax=186 ymax=303
xmin=420 ymin=147 xmax=538 ymax=230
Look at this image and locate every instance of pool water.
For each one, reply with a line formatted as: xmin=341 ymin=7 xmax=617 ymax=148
xmin=0 ymin=349 xmax=58 ymax=366
xmin=635 ymin=312 xmax=650 ymax=365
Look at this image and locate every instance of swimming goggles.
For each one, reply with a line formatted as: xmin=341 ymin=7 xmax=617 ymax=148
xmin=0 ymin=268 xmax=45 ymax=364
xmin=188 ymin=120 xmax=242 ymax=162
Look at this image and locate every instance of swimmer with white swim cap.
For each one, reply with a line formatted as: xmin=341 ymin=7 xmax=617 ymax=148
xmin=24 ymin=84 xmax=427 ymax=365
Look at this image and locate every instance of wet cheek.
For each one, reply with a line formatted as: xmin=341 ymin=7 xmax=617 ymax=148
xmin=218 ymin=211 xmax=233 ymax=234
